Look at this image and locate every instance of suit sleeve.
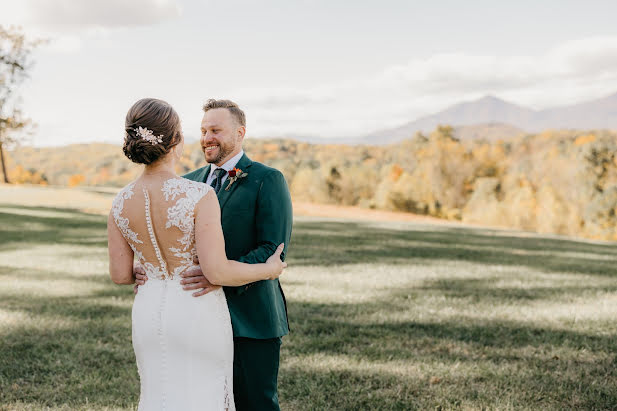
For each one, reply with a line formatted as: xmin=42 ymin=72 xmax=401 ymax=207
xmin=234 ymin=170 xmax=293 ymax=294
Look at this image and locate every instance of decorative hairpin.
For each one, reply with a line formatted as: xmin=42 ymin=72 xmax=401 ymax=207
xmin=133 ymin=126 xmax=164 ymax=145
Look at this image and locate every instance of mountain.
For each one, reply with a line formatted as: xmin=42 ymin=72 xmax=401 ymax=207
xmin=363 ymin=95 xmax=535 ymax=143
xmin=536 ymin=91 xmax=617 ymax=130
xmin=363 ymin=92 xmax=617 ymax=144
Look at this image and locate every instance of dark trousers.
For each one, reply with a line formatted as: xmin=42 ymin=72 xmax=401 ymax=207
xmin=233 ymin=336 xmax=282 ymax=411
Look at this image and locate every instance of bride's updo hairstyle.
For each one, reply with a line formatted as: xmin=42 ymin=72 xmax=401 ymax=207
xmin=123 ymin=98 xmax=182 ymax=165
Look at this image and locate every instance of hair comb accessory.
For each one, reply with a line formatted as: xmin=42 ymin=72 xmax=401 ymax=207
xmin=133 ymin=126 xmax=164 ymax=145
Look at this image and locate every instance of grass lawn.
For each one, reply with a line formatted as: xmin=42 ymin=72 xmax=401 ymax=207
xmin=1 ymin=192 xmax=617 ymax=409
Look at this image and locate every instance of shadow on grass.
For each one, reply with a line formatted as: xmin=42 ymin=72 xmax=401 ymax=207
xmin=414 ymin=277 xmax=617 ymax=302
xmin=280 ymin=357 xmax=617 ymax=410
xmin=2 ymin=206 xmax=617 ymax=409
xmin=281 ymin=297 xmax=617 ymax=410
xmin=3 ymin=291 xmax=616 ymax=409
xmin=0 ymin=292 xmax=131 ymax=322
xmin=287 ymin=300 xmax=617 ymax=360
xmin=0 ymin=265 xmax=113 ymax=287
xmin=2 ymin=204 xmax=616 ymax=278
xmin=290 ymin=220 xmax=617 ymax=277
xmin=0 ymin=204 xmax=108 ymax=251
xmin=0 ymin=261 xmax=137 ymax=408
xmin=4 ymin=294 xmax=614 ymax=409
xmin=0 ymin=308 xmax=138 ymax=409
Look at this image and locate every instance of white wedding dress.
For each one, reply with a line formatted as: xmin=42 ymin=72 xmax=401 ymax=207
xmin=111 ymin=177 xmax=235 ymax=411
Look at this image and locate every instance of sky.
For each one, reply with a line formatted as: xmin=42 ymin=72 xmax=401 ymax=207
xmin=1 ymin=0 xmax=617 ymax=146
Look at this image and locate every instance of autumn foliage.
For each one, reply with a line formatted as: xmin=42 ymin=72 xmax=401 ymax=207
xmin=6 ymin=126 xmax=617 ymax=240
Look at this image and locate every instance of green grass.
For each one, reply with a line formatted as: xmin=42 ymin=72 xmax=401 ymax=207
xmin=1 ymin=204 xmax=617 ymax=410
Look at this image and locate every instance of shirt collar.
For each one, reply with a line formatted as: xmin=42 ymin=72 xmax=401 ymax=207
xmin=209 ymin=150 xmax=244 ymax=176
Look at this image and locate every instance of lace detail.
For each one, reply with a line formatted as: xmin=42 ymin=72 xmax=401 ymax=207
xmin=162 ymin=178 xmax=211 ymax=278
xmin=163 ymin=178 xmax=211 ymax=248
xmin=112 ymin=184 xmax=149 ymax=273
xmin=111 ymin=178 xmax=211 ymax=281
xmin=111 ymin=183 xmax=142 ymax=244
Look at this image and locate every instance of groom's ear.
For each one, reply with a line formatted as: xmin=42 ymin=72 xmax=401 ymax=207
xmin=237 ymin=125 xmax=246 ymax=140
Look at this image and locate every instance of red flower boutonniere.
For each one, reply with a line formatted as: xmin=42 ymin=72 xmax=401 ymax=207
xmin=225 ymin=168 xmax=248 ymax=191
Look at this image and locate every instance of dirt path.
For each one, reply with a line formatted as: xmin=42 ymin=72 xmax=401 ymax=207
xmin=293 ymin=201 xmax=447 ymax=224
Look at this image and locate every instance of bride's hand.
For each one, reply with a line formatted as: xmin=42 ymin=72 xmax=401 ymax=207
xmin=265 ymin=243 xmax=287 ymax=280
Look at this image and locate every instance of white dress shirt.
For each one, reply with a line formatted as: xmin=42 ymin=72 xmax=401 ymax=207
xmin=205 ymin=150 xmax=245 ymax=186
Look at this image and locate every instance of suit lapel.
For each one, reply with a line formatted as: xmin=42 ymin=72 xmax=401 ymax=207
xmin=217 ymin=154 xmax=253 ymax=210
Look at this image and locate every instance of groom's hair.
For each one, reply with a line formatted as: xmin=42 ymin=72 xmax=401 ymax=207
xmin=202 ymin=99 xmax=246 ymax=127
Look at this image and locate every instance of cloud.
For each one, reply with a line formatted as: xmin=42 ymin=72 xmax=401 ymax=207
xmin=550 ymin=36 xmax=617 ymax=78
xmin=235 ymin=36 xmax=617 ymax=138
xmin=4 ymin=0 xmax=182 ymax=31
xmin=0 ymin=0 xmax=182 ymax=53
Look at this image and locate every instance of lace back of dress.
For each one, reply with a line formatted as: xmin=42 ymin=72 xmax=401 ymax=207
xmin=111 ymin=178 xmax=211 ymax=281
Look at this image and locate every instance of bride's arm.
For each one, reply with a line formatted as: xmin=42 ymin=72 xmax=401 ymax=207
xmin=107 ymin=212 xmax=135 ymax=285
xmin=194 ymin=190 xmax=286 ymax=286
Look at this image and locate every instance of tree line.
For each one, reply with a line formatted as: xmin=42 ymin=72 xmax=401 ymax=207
xmin=5 ymin=127 xmax=617 ymax=241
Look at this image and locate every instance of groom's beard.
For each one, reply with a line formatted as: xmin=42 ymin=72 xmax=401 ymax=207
xmin=203 ymin=142 xmax=235 ymax=165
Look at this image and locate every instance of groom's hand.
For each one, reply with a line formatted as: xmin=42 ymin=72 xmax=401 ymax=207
xmin=181 ymin=257 xmax=220 ymax=297
xmin=133 ymin=261 xmax=148 ymax=294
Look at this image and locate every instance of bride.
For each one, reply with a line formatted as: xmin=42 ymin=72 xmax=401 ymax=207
xmin=107 ymin=98 xmax=286 ymax=410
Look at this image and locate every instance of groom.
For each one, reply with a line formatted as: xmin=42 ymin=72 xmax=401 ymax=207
xmin=134 ymin=99 xmax=292 ymax=410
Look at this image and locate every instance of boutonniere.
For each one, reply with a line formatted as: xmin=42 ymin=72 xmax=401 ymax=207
xmin=225 ymin=168 xmax=248 ymax=191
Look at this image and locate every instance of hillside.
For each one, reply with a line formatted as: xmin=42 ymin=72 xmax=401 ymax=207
xmin=5 ymin=127 xmax=617 ymax=240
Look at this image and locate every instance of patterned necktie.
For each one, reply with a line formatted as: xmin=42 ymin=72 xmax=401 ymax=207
xmin=210 ymin=168 xmax=227 ymax=194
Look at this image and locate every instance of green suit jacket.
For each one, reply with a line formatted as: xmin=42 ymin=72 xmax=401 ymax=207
xmin=184 ymin=154 xmax=293 ymax=339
